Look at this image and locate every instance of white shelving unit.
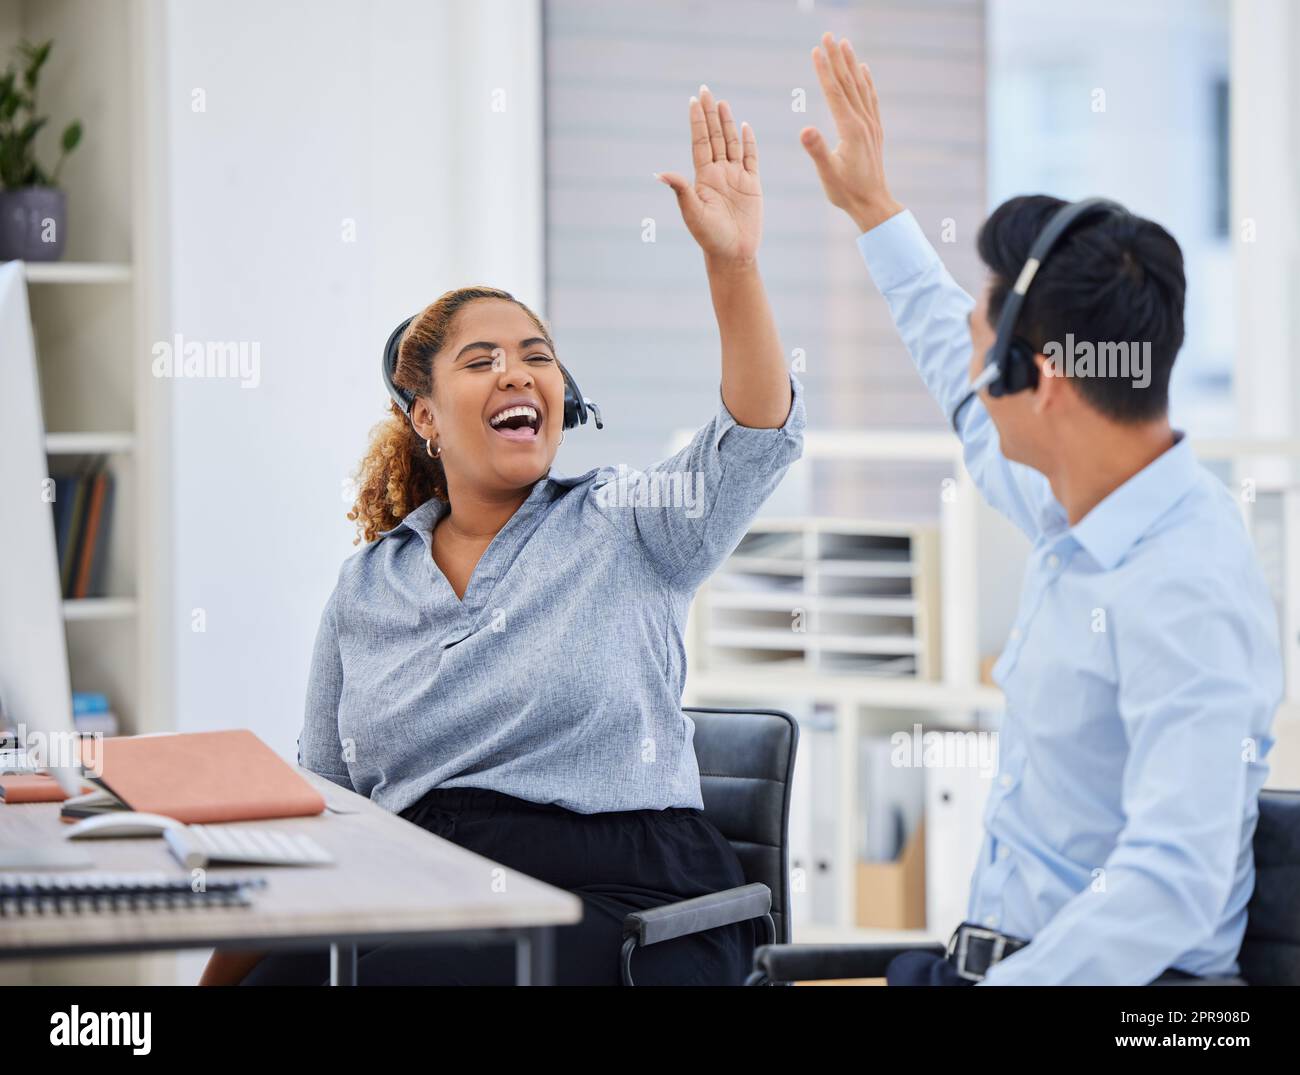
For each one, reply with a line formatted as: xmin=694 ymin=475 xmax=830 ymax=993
xmin=45 ymin=431 xmax=136 ymax=454
xmin=0 ymin=0 xmax=170 ymax=987
xmin=23 ymin=261 xmax=132 ymax=284
xmin=2 ymin=0 xmax=168 ymax=742
xmin=690 ymin=518 xmax=942 ymax=680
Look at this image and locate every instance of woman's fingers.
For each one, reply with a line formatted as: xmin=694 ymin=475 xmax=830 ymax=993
xmin=689 ymin=95 xmax=712 ymax=171
xmin=741 ymin=120 xmax=758 ymax=174
xmin=660 ymin=168 xmax=702 ymax=213
xmin=654 ymin=170 xmax=690 ymax=195
xmin=699 ymin=84 xmax=726 ymax=163
xmin=718 ymin=99 xmax=742 ymax=164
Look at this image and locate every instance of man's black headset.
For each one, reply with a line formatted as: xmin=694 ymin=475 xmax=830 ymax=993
xmin=382 ymin=314 xmax=604 ymax=432
xmin=950 ymin=196 xmax=1127 ymax=432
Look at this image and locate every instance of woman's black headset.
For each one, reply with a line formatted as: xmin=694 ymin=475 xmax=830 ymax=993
xmin=382 ymin=314 xmax=603 ymax=431
xmin=950 ymin=196 xmax=1127 ymax=431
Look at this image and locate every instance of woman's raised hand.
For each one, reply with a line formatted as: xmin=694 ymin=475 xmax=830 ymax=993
xmin=656 ymin=86 xmax=761 ymax=267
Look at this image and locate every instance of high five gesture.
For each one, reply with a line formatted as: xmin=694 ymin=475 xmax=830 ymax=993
xmin=656 ymin=85 xmax=762 ymax=268
xmin=801 ymin=32 xmax=903 ymax=233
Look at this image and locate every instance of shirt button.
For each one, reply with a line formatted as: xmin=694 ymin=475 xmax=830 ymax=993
xmin=1047 ymin=553 xmax=1061 ymax=569
xmin=984 ymin=914 xmax=999 ymax=928
xmin=1009 ymin=627 xmax=1021 ymax=641
xmin=999 ymin=774 xmax=1013 ymax=789
xmin=998 ymin=845 xmax=1010 ymax=860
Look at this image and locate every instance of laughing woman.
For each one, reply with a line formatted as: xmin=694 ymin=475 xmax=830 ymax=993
xmin=202 ymin=86 xmax=804 ymax=986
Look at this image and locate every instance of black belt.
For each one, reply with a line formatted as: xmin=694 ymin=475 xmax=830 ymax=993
xmin=945 ymin=921 xmax=1206 ymax=983
xmin=945 ymin=922 xmax=1030 ymax=982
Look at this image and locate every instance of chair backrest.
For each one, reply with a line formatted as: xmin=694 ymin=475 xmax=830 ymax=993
xmin=1239 ymin=787 xmax=1300 ymax=985
xmin=685 ymin=707 xmax=797 ymax=945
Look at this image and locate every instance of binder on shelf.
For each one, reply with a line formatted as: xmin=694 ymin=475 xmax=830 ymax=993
xmin=51 ymin=455 xmax=117 ymax=600
xmin=924 ymin=756 xmax=995 ymax=941
xmin=805 ymin=704 xmax=840 ymax=926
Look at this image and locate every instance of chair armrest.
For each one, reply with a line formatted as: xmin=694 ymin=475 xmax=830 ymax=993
xmin=623 ymin=882 xmax=771 ymax=946
xmin=751 ymin=941 xmax=947 ymax=983
xmin=1154 ymin=976 xmax=1248 ymax=986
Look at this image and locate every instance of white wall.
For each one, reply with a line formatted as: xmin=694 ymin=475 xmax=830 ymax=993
xmin=1231 ymin=0 xmax=1300 ymax=446
xmin=162 ymin=0 xmax=544 ymax=758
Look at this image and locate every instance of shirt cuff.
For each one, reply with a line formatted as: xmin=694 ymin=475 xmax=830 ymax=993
xmin=712 ymin=370 xmax=807 ymax=458
xmin=855 ymin=209 xmax=940 ymax=293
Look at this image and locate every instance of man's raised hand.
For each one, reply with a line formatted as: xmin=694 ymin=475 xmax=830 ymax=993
xmin=801 ymin=32 xmax=903 ymax=233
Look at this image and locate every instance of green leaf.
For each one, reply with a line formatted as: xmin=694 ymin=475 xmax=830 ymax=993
xmin=19 ymin=40 xmax=51 ymax=90
xmin=18 ymin=116 xmax=46 ymax=144
xmin=61 ymin=120 xmax=81 ymax=153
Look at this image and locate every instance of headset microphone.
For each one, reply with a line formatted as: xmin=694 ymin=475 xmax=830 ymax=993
xmin=382 ymin=314 xmax=604 ymax=432
xmin=949 ymin=197 xmax=1127 ymax=433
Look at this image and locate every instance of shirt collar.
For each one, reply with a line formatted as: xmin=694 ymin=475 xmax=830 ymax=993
xmin=375 ymin=466 xmax=599 ymax=548
xmin=1068 ymin=430 xmax=1199 ymax=570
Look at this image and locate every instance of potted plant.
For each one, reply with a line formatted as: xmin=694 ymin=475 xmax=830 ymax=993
xmin=0 ymin=40 xmax=82 ymax=262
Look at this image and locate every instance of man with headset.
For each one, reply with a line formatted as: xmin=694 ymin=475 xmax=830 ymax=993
xmin=801 ymin=33 xmax=1283 ymax=984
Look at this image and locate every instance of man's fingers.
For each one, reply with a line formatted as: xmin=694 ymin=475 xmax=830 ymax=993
xmin=699 ymin=84 xmax=726 ymax=163
xmin=860 ymin=61 xmax=881 ymax=124
xmin=834 ymin=37 xmax=868 ymax=116
xmin=811 ymin=42 xmax=857 ymax=136
xmin=718 ymin=99 xmax=742 ymax=164
xmin=741 ymin=120 xmax=758 ymax=174
xmin=840 ymin=39 xmax=872 ymax=117
xmin=688 ymin=96 xmax=711 ymax=171
xmin=800 ymin=126 xmax=832 ymax=172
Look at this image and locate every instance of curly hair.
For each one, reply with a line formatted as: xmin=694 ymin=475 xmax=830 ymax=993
xmin=347 ymin=286 xmax=556 ymax=544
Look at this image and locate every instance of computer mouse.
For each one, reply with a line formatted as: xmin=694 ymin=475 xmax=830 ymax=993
xmin=63 ymin=812 xmax=186 ymax=840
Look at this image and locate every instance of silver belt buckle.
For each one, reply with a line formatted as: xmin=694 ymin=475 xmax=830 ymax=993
xmin=948 ymin=925 xmax=1006 ymax=982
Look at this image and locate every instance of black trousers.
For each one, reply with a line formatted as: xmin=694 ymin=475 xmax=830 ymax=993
xmin=240 ymin=787 xmax=756 ymax=986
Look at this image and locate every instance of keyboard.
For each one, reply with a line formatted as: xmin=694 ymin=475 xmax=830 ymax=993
xmin=164 ymin=824 xmax=334 ymax=869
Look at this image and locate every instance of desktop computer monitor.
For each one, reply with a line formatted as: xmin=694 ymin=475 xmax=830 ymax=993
xmin=0 ymin=261 xmax=84 ymax=796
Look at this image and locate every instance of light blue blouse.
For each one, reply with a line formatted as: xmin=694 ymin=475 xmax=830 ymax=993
xmin=298 ymin=374 xmax=806 ymax=814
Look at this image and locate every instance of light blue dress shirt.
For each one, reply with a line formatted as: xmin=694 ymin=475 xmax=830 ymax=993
xmin=857 ymin=209 xmax=1284 ymax=985
xmin=298 ymin=374 xmax=805 ymax=816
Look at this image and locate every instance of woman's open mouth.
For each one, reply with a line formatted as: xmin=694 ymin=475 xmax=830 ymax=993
xmin=488 ymin=403 xmax=542 ymax=442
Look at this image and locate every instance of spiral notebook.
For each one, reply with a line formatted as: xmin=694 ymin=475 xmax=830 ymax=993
xmin=0 ymin=872 xmax=267 ymax=915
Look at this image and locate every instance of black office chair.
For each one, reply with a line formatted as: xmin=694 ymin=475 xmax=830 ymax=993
xmin=619 ymin=707 xmax=797 ymax=986
xmin=748 ymin=787 xmax=1300 ymax=986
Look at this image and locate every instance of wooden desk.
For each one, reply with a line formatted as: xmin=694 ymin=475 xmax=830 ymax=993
xmin=0 ymin=769 xmax=583 ymax=984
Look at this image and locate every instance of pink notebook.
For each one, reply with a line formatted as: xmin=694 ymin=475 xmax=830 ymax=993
xmin=74 ymin=728 xmax=327 ymax=824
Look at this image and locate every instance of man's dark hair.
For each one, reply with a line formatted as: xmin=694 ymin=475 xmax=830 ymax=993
xmin=976 ymin=195 xmax=1186 ymax=423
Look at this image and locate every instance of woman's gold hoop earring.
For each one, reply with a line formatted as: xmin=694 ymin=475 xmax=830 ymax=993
xmin=426 ymin=439 xmax=442 ymax=459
